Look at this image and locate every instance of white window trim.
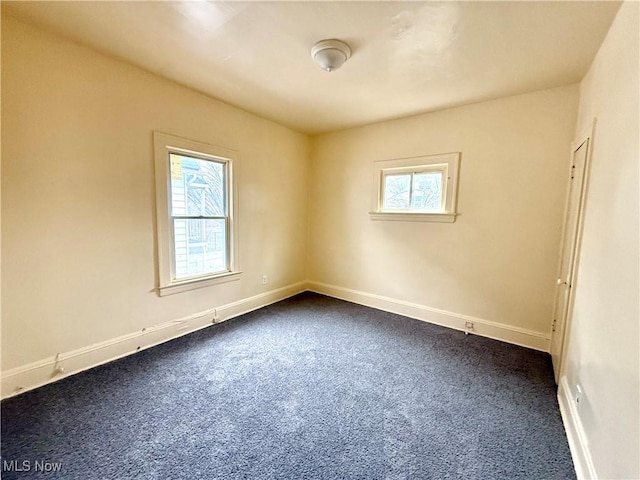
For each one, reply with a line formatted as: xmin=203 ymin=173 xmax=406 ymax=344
xmin=369 ymin=152 xmax=461 ymax=223
xmin=153 ymin=132 xmax=241 ymax=296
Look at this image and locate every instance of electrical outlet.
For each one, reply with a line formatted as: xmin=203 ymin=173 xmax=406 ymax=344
xmin=261 ymin=275 xmax=268 ymax=285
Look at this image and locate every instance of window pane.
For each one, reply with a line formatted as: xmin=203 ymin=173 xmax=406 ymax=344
xmin=411 ymin=172 xmax=443 ymax=211
xmin=173 ymin=219 xmax=227 ymax=279
xmin=170 ymin=154 xmax=225 ymax=217
xmin=383 ymin=174 xmax=411 ymax=209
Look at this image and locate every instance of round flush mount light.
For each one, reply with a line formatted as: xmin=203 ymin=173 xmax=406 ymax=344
xmin=311 ymin=39 xmax=351 ymax=72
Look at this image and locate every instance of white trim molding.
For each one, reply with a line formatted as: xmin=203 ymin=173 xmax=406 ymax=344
xmin=1 ymin=282 xmax=306 ymax=400
xmin=307 ymin=281 xmax=550 ymax=352
xmin=558 ymin=376 xmax=597 ymax=480
xmin=368 ymin=212 xmax=457 ymax=223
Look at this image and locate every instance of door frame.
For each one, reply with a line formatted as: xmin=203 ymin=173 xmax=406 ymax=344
xmin=551 ymin=118 xmax=596 ymax=382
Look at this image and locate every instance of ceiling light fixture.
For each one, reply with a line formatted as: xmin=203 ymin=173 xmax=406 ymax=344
xmin=311 ymin=39 xmax=351 ymax=72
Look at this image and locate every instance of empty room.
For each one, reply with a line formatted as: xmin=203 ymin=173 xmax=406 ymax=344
xmin=1 ymin=1 xmax=638 ymax=479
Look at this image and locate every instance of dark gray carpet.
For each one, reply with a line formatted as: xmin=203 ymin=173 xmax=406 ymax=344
xmin=1 ymin=292 xmax=575 ymax=479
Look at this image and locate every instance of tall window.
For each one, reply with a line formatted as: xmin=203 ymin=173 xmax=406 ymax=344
xmin=154 ymin=132 xmax=240 ymax=296
xmin=170 ymin=153 xmax=227 ymax=279
xmin=370 ymin=152 xmax=460 ymax=223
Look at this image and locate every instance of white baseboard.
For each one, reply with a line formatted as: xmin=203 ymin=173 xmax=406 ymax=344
xmin=558 ymin=376 xmax=597 ymax=479
xmin=307 ymin=281 xmax=550 ymax=352
xmin=1 ymin=282 xmax=306 ymax=400
xmin=2 ymin=281 xmax=551 ymax=400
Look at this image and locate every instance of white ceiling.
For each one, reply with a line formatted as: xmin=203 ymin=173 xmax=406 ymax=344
xmin=4 ymin=1 xmax=622 ymax=134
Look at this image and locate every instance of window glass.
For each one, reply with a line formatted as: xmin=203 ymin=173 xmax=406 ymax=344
xmin=383 ymin=174 xmax=411 ymax=209
xmin=411 ymin=171 xmax=443 ymax=211
xmin=170 ymin=154 xmax=225 ymax=217
xmin=169 ymin=154 xmax=228 ymax=280
xmin=173 ymin=219 xmax=226 ymax=279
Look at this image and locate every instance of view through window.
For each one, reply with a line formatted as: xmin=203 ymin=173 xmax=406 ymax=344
xmin=382 ymin=169 xmax=444 ymax=212
xmin=169 ymin=153 xmax=228 ymax=279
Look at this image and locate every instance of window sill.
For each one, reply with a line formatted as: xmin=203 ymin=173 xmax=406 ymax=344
xmin=158 ymin=271 xmax=242 ymax=297
xmin=368 ymin=212 xmax=458 ymax=223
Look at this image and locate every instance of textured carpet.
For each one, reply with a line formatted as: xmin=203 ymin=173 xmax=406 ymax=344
xmin=1 ymin=292 xmax=575 ymax=479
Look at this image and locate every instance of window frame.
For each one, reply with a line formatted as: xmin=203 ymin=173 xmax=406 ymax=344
xmin=370 ymin=152 xmax=461 ymax=223
xmin=154 ymin=132 xmax=241 ymax=296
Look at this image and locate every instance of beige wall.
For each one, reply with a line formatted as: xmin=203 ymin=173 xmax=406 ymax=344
xmin=562 ymin=1 xmax=639 ymax=478
xmin=1 ymin=16 xmax=309 ymax=371
xmin=309 ymin=86 xmax=578 ymax=337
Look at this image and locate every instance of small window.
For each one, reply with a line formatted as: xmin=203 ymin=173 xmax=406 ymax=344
xmin=370 ymin=152 xmax=460 ymax=222
xmin=154 ymin=132 xmax=241 ymax=296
